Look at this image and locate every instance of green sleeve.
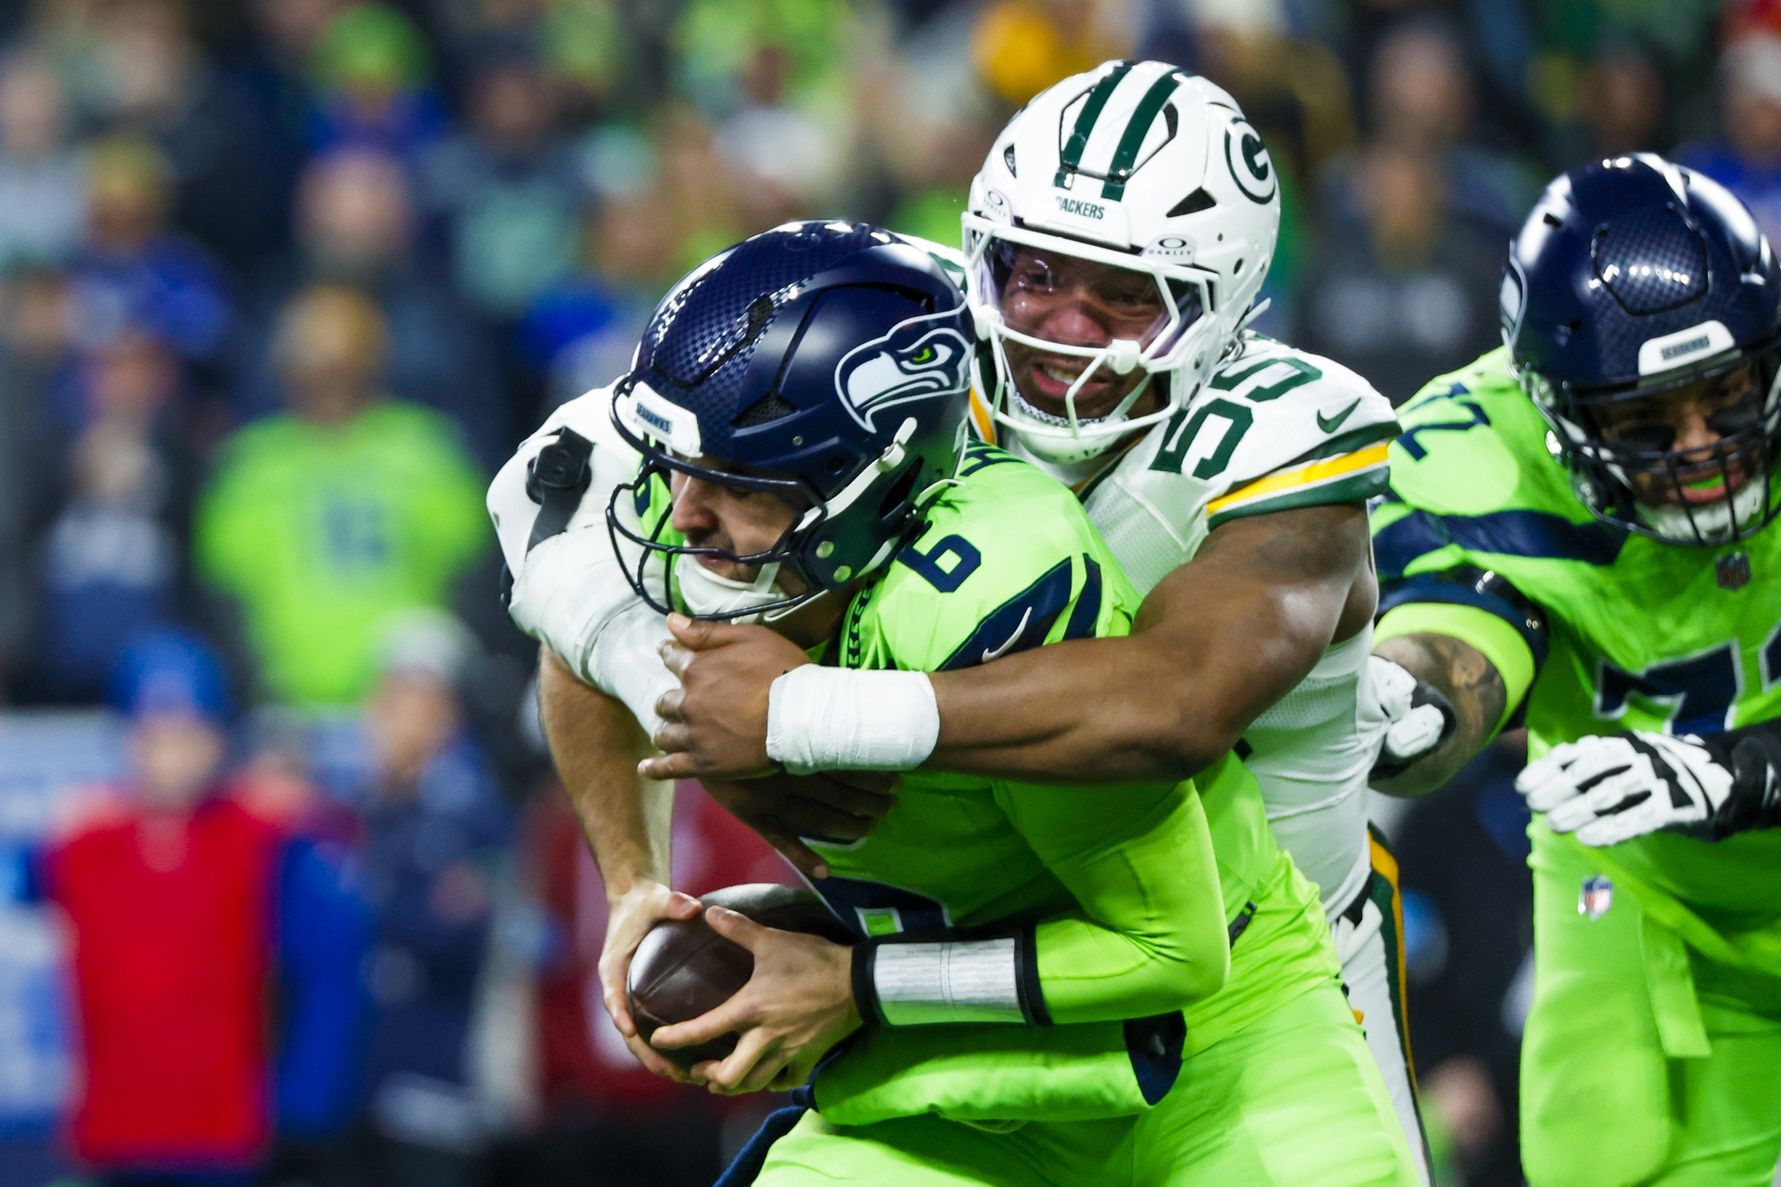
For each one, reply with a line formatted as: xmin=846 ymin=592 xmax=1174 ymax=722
xmin=854 ymin=453 xmax=1227 ymax=1021
xmin=1370 ymin=351 xmax=1569 ymax=731
xmin=416 ymin=429 xmax=490 ymax=579
xmin=862 ymin=451 xmax=1135 ymax=671
xmin=995 ymin=778 xmax=1229 ymax=1023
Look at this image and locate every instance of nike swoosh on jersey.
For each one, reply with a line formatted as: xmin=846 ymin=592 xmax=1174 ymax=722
xmin=981 ymin=608 xmax=1034 ymax=663
xmin=1316 ymin=400 xmax=1362 ymax=434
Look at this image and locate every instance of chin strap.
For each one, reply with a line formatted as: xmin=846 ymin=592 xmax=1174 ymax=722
xmin=1230 ymin=298 xmax=1271 ymax=337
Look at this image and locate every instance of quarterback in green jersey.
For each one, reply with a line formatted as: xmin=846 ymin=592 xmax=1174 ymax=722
xmin=498 ymin=223 xmax=1418 ymax=1184
xmin=1370 ymin=155 xmax=1781 ymax=1187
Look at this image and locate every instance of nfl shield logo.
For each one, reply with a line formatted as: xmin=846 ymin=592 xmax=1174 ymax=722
xmin=1716 ymin=552 xmax=1751 ymax=590
xmin=1577 ymin=875 xmax=1614 ymax=920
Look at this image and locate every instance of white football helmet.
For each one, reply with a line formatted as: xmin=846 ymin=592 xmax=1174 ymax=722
xmin=963 ymin=60 xmax=1282 ymax=464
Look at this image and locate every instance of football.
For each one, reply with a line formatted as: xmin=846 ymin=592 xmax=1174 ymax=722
xmin=626 ymin=883 xmax=854 ymax=1069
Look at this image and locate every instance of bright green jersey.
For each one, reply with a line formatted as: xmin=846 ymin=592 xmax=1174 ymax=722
xmin=1374 ymin=347 xmax=1781 ymax=968
xmin=653 ymin=441 xmax=1337 ymax=1052
xmin=821 ymin=444 xmax=1336 ymax=1050
xmin=196 ymin=401 xmax=489 ymax=705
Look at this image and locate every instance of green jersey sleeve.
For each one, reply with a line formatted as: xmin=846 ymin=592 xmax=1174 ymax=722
xmin=821 ymin=448 xmax=1234 ymax=1024
xmin=840 ymin=443 xmax=1131 ymax=672
xmin=997 ymin=776 xmax=1230 ymax=1022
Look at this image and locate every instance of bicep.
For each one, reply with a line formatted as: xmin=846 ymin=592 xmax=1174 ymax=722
xmin=1136 ymin=502 xmax=1374 ymax=731
xmin=923 ymin=505 xmax=1373 ymax=781
xmin=538 ymin=645 xmax=648 ymax=763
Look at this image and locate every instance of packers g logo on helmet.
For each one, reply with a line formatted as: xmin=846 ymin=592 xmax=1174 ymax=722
xmin=1225 ymin=115 xmax=1277 ymax=205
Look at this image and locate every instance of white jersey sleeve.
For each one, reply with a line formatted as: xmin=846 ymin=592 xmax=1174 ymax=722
xmin=1079 ymin=335 xmax=1399 ymax=915
xmin=1082 ymin=334 xmax=1398 ymax=595
xmin=1192 ymin=336 xmax=1397 ymax=525
xmin=489 ymin=382 xmax=634 ymax=580
xmin=488 ymin=383 xmax=675 ymax=729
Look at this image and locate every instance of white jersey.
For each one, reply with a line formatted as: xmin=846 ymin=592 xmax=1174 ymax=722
xmin=991 ymin=333 xmax=1399 ymax=917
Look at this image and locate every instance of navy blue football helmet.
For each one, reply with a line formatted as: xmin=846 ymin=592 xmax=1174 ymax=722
xmin=1502 ymin=154 xmax=1781 ymax=545
xmin=608 ymin=221 xmax=973 ymax=620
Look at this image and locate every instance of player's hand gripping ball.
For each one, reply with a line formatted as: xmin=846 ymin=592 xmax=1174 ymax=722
xmin=626 ymin=883 xmax=854 ymax=1069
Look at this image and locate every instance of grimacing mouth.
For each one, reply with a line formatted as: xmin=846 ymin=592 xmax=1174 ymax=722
xmin=1006 ymin=342 xmax=1145 ymax=420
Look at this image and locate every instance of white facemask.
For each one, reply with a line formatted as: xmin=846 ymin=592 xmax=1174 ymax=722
xmin=1002 ymin=379 xmax=1153 ymax=468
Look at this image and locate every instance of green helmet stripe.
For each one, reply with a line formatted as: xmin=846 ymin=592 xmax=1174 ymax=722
xmin=1101 ymin=70 xmax=1182 ymax=200
xmin=1054 ymin=60 xmax=1136 ymax=187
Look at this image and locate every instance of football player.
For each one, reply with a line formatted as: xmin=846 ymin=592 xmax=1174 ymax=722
xmin=627 ymin=61 xmax=1435 ymax=1173
xmin=1369 ymin=154 xmax=1781 ymax=1186
xmin=497 ymin=220 xmax=1417 ymax=1184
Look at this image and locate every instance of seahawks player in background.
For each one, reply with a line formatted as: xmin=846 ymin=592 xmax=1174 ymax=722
xmin=498 ymin=220 xmax=1418 ymax=1185
xmin=629 ymin=60 xmax=1435 ymax=1175
xmin=1367 ymin=154 xmax=1781 ymax=1187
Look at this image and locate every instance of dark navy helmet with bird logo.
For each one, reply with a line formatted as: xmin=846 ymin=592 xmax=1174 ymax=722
xmin=608 ymin=220 xmax=973 ymax=620
xmin=1502 ymin=154 xmax=1781 ymax=545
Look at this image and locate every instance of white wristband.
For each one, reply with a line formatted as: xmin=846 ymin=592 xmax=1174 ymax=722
xmin=586 ymin=600 xmax=676 ymax=738
xmin=854 ymin=935 xmax=1047 ymax=1026
xmin=765 ymin=666 xmax=940 ymax=776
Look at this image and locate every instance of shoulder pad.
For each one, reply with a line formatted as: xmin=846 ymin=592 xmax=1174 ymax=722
xmin=1141 ymin=339 xmax=1397 ymax=525
xmin=1386 ymin=352 xmax=1563 ymax=518
xmin=1210 ymin=339 xmax=1397 ymax=484
xmin=850 ymin=460 xmax=1133 ymax=672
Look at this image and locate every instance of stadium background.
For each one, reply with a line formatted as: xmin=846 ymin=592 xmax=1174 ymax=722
xmin=0 ymin=1 xmax=1773 ymax=1185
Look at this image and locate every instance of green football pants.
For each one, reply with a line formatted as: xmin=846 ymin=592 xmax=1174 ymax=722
xmin=1521 ymin=827 xmax=1781 ymax=1187
xmin=756 ymin=981 xmax=1420 ymax=1186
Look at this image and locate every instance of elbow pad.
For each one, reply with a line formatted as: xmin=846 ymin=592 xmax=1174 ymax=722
xmin=490 ymin=388 xmax=674 ymax=731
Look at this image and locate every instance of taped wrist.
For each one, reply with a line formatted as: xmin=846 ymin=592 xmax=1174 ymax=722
xmin=851 ymin=929 xmax=1049 ymax=1027
xmin=766 ymin=666 xmax=939 ymax=775
xmin=586 ymin=600 xmax=676 ymax=737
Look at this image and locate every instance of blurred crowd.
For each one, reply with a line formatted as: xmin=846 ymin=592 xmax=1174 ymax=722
xmin=0 ymin=1 xmax=1775 ymax=1185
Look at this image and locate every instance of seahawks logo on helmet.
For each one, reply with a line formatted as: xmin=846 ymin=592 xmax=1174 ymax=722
xmin=834 ymin=312 xmax=972 ymax=431
xmin=1224 ymin=115 xmax=1276 ymax=204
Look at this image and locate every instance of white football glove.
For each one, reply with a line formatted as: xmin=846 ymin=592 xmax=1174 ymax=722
xmin=1515 ymin=732 xmax=1733 ymax=847
xmin=1361 ymin=655 xmax=1458 ymax=779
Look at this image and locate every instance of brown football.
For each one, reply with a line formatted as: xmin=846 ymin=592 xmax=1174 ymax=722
xmin=626 ymin=883 xmax=854 ymax=1070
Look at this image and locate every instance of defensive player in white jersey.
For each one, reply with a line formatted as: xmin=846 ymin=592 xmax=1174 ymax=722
xmin=616 ymin=62 xmax=1434 ymax=1175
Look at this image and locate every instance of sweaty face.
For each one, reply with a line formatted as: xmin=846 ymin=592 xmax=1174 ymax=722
xmin=1587 ymin=364 xmax=1767 ymax=508
xmin=991 ymin=242 xmax=1198 ymax=422
xmin=666 ymin=464 xmax=807 ymax=587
